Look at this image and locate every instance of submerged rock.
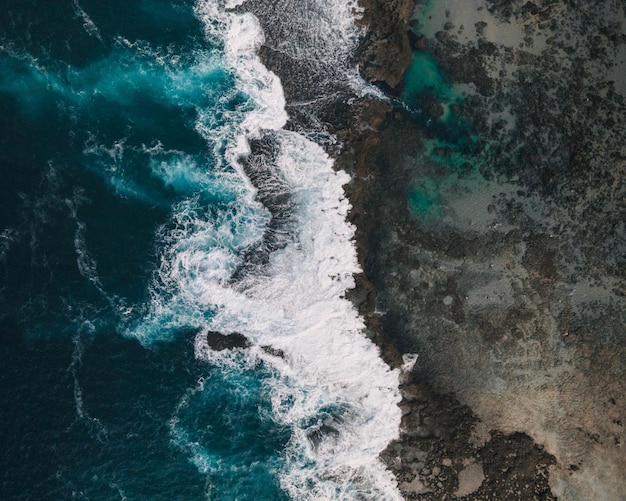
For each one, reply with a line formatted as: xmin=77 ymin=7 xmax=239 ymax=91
xmin=361 ymin=0 xmax=626 ymax=499
xmin=261 ymin=345 xmax=285 ymax=359
xmin=306 ymin=422 xmax=340 ymax=449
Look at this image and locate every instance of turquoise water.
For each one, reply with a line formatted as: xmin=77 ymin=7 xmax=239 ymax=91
xmin=407 ymin=176 xmax=442 ymax=219
xmin=0 ymin=1 xmax=287 ymax=498
xmin=402 ymin=45 xmax=484 ymax=220
xmin=404 ymin=52 xmax=452 ymax=107
xmin=0 ymin=1 xmax=402 ymax=499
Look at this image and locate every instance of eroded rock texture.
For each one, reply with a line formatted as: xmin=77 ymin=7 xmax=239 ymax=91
xmin=241 ymin=0 xmax=625 ymax=497
xmin=360 ymin=1 xmax=626 ymax=499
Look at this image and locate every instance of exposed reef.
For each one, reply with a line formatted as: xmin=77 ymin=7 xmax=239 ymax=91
xmin=355 ymin=0 xmax=626 ymax=499
xmin=355 ymin=0 xmax=415 ymax=90
xmin=240 ymin=0 xmax=626 ymax=498
xmin=335 ymin=95 xmax=558 ymax=500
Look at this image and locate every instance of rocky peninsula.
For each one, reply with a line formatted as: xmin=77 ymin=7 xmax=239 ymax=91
xmin=240 ymin=0 xmax=626 ymax=498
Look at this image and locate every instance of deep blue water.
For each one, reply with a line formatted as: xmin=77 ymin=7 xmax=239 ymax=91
xmin=0 ymin=1 xmax=289 ymax=498
xmin=0 ymin=1 xmax=402 ymax=499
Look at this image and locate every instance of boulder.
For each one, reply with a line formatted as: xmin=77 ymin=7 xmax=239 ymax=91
xmin=206 ymin=331 xmax=251 ymax=351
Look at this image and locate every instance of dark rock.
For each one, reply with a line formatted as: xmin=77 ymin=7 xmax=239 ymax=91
xmin=306 ymin=422 xmax=340 ymax=448
xmin=231 ymin=134 xmax=294 ymax=281
xmin=362 ymin=0 xmax=626 ymax=497
xmin=421 ymin=94 xmax=445 ymax=120
xmin=408 ymin=31 xmax=428 ymax=51
xmin=206 ymin=331 xmax=252 ymax=351
xmin=522 ymin=1 xmax=539 ymax=16
xmin=261 ymin=345 xmax=285 ymax=358
xmin=356 ymin=0 xmax=415 ymax=91
xmin=232 ymin=0 xmax=626 ymax=497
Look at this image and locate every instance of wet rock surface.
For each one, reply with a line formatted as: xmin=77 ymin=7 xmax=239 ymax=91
xmin=381 ymin=380 xmax=556 ymax=500
xmin=336 ymin=98 xmax=559 ymax=500
xmin=361 ymin=0 xmax=626 ymax=499
xmin=232 ymin=134 xmax=295 ymax=281
xmin=355 ymin=0 xmax=415 ymax=90
xmin=206 ymin=331 xmax=251 ymax=351
xmin=241 ymin=0 xmax=626 ymax=498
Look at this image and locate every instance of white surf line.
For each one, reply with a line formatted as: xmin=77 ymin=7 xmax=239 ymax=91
xmin=190 ymin=1 xmax=404 ymax=498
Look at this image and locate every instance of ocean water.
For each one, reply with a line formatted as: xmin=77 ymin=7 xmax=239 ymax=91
xmin=402 ymin=35 xmax=482 ymax=221
xmin=0 ymin=1 xmax=402 ymax=499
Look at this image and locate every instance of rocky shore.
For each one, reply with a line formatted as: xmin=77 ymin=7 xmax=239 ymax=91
xmin=240 ymin=0 xmax=626 ymax=498
xmin=350 ymin=0 xmax=625 ymax=499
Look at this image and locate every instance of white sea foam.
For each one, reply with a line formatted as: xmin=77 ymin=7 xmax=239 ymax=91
xmin=128 ymin=1 xmax=403 ymax=498
xmin=0 ymin=228 xmax=18 ymax=264
xmin=168 ymin=376 xmax=216 ymax=475
xmin=66 ymin=193 xmax=122 ymax=311
xmin=69 ymin=321 xmax=109 ymax=443
xmin=72 ymin=0 xmax=104 ymax=43
xmin=194 ymin=0 xmax=287 ymax=176
xmin=190 ymin=131 xmax=402 ymax=500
